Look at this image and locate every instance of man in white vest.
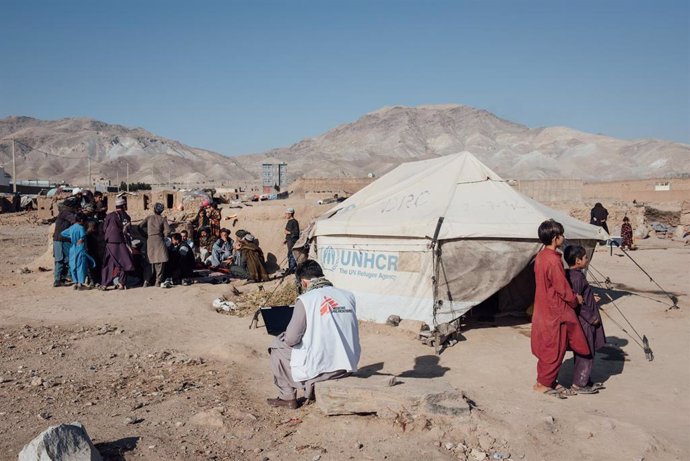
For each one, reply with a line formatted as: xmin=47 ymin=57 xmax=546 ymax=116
xmin=267 ymin=260 xmax=361 ymax=409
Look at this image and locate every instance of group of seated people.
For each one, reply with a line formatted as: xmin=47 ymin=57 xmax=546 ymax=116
xmin=194 ymin=227 xmax=269 ymax=283
xmin=133 ymin=208 xmax=268 ymax=288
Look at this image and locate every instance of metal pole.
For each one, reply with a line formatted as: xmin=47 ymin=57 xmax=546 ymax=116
xmin=126 ymin=162 xmax=130 ymax=192
xmin=11 ymin=137 xmax=17 ymax=193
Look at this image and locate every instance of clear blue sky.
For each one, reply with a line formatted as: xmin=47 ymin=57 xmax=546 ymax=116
xmin=1 ymin=0 xmax=688 ymax=155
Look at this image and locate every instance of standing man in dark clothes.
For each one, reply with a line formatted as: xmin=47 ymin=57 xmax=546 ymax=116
xmin=83 ymin=203 xmax=103 ymax=286
xmin=590 ymin=203 xmax=609 ymax=234
xmin=12 ymin=192 xmax=21 ymax=212
xmin=138 ymin=202 xmax=171 ymax=287
xmin=101 ymin=197 xmax=134 ymax=290
xmin=284 ymin=207 xmax=300 ymax=274
xmin=93 ymin=191 xmax=107 ymax=221
xmin=564 ymin=245 xmax=606 ymax=394
xmin=52 ymin=199 xmax=77 ymax=287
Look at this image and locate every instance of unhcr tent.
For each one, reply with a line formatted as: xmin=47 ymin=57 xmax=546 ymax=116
xmin=311 ymin=152 xmax=607 ymax=329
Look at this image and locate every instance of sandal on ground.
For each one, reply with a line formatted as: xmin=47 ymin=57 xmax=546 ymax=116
xmin=589 ymin=382 xmax=605 ymax=390
xmin=542 ymin=388 xmax=567 ymax=399
xmin=554 ymin=385 xmax=577 ymax=397
xmin=572 ymin=385 xmax=599 ymax=394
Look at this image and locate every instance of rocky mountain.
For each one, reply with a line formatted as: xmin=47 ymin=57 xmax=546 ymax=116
xmin=1 ymin=106 xmax=688 ymax=187
xmin=0 ymin=116 xmax=257 ymax=187
xmin=235 ymin=105 xmax=690 ymax=182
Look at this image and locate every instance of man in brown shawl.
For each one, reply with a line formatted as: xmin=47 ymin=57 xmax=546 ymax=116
xmin=227 ymin=233 xmax=268 ymax=281
xmin=138 ymin=202 xmax=171 ymax=287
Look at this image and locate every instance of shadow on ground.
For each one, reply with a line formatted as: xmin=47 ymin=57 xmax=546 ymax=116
xmin=559 ymin=336 xmax=628 ymax=386
xmin=95 ymin=436 xmax=139 ymax=461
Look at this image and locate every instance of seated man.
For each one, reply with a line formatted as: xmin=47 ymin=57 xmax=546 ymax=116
xmin=267 ymin=260 xmax=360 ymax=409
xmin=228 ymin=234 xmax=269 ymax=281
xmin=197 ymin=227 xmax=215 ymax=264
xmin=180 ymin=229 xmax=195 ymax=251
xmin=209 ymin=228 xmax=233 ymax=268
xmin=168 ymin=232 xmax=196 ymax=285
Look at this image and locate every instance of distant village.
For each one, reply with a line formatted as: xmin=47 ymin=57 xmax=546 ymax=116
xmin=2 ymin=162 xmax=689 ymax=217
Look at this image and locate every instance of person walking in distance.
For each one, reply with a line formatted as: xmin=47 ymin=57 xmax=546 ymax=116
xmin=284 ymin=207 xmax=300 ymax=274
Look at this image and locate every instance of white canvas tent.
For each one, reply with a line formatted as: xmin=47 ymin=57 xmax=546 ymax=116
xmin=311 ymin=152 xmax=607 ymax=329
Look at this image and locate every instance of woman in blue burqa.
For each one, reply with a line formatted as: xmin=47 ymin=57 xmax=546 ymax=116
xmin=61 ymin=212 xmax=95 ymax=290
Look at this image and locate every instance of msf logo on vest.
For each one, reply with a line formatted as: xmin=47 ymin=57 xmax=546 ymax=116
xmin=320 ymin=296 xmax=352 ymax=316
xmin=320 ymin=246 xmax=399 ymax=273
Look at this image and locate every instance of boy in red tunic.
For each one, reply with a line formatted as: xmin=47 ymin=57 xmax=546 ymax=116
xmin=531 ymin=219 xmax=590 ymax=398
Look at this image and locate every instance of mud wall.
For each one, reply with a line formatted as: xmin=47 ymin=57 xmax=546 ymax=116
xmin=514 ymin=178 xmax=690 ymax=204
xmin=291 ymin=177 xmax=375 ymax=200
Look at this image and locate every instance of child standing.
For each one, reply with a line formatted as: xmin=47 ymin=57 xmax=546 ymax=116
xmin=621 ymin=216 xmax=634 ymax=250
xmin=564 ymin=245 xmax=607 ymax=394
xmin=532 ymin=220 xmax=590 ymax=398
xmin=60 ymin=213 xmax=96 ymax=290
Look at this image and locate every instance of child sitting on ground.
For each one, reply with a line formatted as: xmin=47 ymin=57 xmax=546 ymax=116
xmin=564 ymin=245 xmax=607 ymax=394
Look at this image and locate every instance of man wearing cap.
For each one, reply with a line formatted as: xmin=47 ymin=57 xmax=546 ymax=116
xmin=284 ymin=208 xmax=300 ymax=274
xmin=267 ymin=260 xmax=360 ymax=409
xmin=138 ymin=202 xmax=171 ymax=287
xmin=101 ymin=197 xmax=135 ymax=290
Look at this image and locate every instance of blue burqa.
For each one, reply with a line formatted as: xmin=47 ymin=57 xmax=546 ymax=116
xmin=61 ymin=223 xmax=95 ymax=284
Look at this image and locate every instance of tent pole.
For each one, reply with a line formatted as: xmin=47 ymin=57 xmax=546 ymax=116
xmin=430 ymin=217 xmax=445 ymax=330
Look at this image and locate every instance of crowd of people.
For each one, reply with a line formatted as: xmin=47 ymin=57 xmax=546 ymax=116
xmin=51 ymin=192 xmax=301 ymax=290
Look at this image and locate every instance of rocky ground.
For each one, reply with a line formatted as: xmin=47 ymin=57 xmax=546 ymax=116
xmin=0 ymin=207 xmax=688 ymax=461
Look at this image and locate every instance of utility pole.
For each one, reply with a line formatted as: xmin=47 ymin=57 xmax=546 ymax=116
xmin=11 ymin=137 xmax=17 ymax=193
xmin=126 ymin=162 xmax=130 ymax=192
xmin=88 ymin=151 xmax=92 ymax=189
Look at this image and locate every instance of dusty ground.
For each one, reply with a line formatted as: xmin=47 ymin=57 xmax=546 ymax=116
xmin=0 ymin=203 xmax=689 ymax=461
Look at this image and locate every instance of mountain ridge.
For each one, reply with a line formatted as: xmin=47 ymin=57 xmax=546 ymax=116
xmin=1 ymin=105 xmax=688 ymax=186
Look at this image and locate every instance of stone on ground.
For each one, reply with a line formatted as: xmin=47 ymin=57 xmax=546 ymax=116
xmin=18 ymin=422 xmax=102 ymax=461
xmin=315 ymin=375 xmax=470 ymax=417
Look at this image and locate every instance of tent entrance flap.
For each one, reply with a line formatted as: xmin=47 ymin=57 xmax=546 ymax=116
xmin=432 ymin=239 xmax=543 ymax=325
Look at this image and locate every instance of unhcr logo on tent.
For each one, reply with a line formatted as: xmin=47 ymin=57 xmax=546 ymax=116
xmin=321 ymin=246 xmax=340 ymax=271
xmin=320 ymin=246 xmax=399 ymax=281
